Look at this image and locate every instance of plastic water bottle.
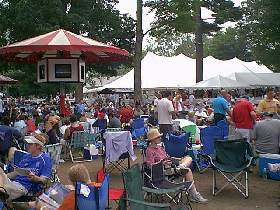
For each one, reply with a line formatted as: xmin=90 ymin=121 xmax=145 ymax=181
xmin=263 ymin=168 xmax=268 ymax=179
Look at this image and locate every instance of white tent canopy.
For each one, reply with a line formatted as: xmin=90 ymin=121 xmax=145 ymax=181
xmin=193 ymin=75 xmax=250 ymax=89
xmin=94 ymin=52 xmax=273 ymax=90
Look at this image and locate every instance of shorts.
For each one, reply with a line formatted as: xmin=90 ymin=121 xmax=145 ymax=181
xmin=3 ymin=179 xmax=28 ymax=200
xmin=234 ymin=128 xmax=252 ymax=142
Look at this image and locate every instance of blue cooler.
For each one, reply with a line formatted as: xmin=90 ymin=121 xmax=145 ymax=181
xmin=259 ymin=153 xmax=280 ymax=180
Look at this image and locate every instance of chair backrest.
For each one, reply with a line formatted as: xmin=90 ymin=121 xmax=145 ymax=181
xmin=151 ymin=161 xmax=165 ymax=183
xmin=70 ymin=131 xmax=90 ymax=149
xmin=164 ymin=132 xmax=190 ymax=158
xmin=97 ymin=175 xmax=109 ymax=210
xmin=200 ymin=126 xmax=223 ymax=155
xmin=132 ymin=127 xmax=147 ymax=139
xmin=0 ymin=127 xmax=13 ymax=152
xmin=216 ymin=120 xmax=229 ymax=139
xmin=76 ymin=182 xmax=98 ymax=210
xmin=43 ymin=143 xmax=62 ymax=169
xmin=214 ymin=140 xmax=252 ymax=169
xmin=97 ymin=119 xmax=107 ymax=130
xmin=122 ymin=164 xmax=145 ymax=202
xmin=14 ymin=150 xmax=29 ymax=166
xmin=132 ymin=118 xmax=145 ymax=130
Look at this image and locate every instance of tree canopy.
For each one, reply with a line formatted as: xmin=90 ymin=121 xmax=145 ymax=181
xmin=145 ymin=0 xmax=242 ymax=37
xmin=242 ymin=0 xmax=280 ymax=71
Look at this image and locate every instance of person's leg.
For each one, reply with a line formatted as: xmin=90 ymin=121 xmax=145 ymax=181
xmin=0 ymin=167 xmax=8 ymax=187
xmin=183 ymin=167 xmax=208 ymax=203
xmin=4 ymin=181 xmax=28 ymax=200
xmin=179 ymin=156 xmax=192 ymax=169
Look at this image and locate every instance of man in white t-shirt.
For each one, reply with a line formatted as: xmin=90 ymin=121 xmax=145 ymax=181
xmin=157 ymin=91 xmax=176 ymax=140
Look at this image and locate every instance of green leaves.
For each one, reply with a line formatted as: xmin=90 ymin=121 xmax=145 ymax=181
xmin=145 ymin=0 xmax=241 ymax=36
xmin=242 ymin=0 xmax=280 ymax=71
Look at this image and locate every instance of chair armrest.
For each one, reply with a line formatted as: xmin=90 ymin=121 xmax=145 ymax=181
xmin=200 ymin=154 xmax=215 ymax=167
xmin=127 ymin=198 xmax=170 ymax=208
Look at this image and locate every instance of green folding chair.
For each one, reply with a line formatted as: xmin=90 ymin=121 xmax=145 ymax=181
xmin=206 ymin=140 xmax=256 ymax=198
xmin=122 ymin=164 xmax=186 ymax=210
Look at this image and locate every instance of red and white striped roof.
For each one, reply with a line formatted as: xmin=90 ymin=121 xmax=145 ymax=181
xmin=0 ymin=75 xmax=18 ymax=85
xmin=0 ymin=29 xmax=129 ymax=64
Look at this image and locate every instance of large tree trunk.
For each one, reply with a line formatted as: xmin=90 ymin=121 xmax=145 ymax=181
xmin=75 ymin=83 xmax=83 ymax=102
xmin=134 ymin=0 xmax=143 ymax=103
xmin=195 ymin=5 xmax=203 ymax=83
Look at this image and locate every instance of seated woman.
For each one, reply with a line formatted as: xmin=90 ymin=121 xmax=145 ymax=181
xmin=145 ymin=128 xmax=208 ymax=204
xmin=29 ymin=164 xmax=99 ymax=210
xmin=63 ymin=115 xmax=84 ymax=141
xmin=45 ymin=121 xmax=60 ymax=144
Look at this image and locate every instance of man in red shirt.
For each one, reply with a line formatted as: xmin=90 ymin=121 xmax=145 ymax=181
xmin=231 ymin=96 xmax=256 ymax=141
xmin=119 ymin=105 xmax=134 ymax=124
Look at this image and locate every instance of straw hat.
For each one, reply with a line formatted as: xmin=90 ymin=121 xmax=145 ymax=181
xmin=147 ymin=128 xmax=163 ymax=141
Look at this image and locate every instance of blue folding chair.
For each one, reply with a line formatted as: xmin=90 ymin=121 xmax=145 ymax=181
xmin=76 ymin=182 xmax=98 ymax=210
xmin=131 ymin=118 xmax=148 ymax=148
xmin=76 ymin=175 xmax=109 ymax=210
xmin=200 ymin=126 xmax=223 ymax=156
xmin=196 ymin=126 xmax=223 ymax=172
xmin=217 ymin=120 xmax=229 ymax=139
xmin=132 ymin=118 xmax=145 ymax=130
xmin=164 ymin=133 xmax=190 ymax=158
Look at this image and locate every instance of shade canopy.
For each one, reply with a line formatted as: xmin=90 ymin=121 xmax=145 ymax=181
xmin=193 ymin=75 xmax=249 ymax=89
xmin=0 ymin=75 xmax=18 ymax=84
xmin=99 ymin=52 xmax=272 ymax=89
xmin=0 ymin=29 xmax=129 ymax=64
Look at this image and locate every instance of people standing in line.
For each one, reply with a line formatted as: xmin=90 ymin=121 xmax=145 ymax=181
xmin=212 ymin=89 xmax=231 ymax=124
xmin=231 ymin=96 xmax=256 ymax=142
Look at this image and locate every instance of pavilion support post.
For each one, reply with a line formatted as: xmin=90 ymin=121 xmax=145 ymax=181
xmin=75 ymin=83 xmax=83 ymax=103
xmin=195 ymin=4 xmax=203 ymax=83
xmin=59 ymin=82 xmax=66 ymax=115
xmin=134 ymin=0 xmax=143 ymax=103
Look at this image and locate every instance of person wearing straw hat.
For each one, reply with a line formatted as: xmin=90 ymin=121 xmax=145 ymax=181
xmin=145 ymin=128 xmax=208 ymax=203
xmin=0 ymin=134 xmax=52 ymax=200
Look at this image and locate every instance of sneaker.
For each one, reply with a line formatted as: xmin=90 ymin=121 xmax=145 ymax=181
xmin=189 ymin=192 xmax=208 ymax=204
xmin=268 ymin=163 xmax=280 ymax=172
xmin=59 ymin=159 xmax=65 ymax=163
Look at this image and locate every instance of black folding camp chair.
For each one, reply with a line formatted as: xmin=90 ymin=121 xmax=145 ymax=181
xmin=143 ymin=161 xmax=193 ymax=208
xmin=206 ymin=139 xmax=256 ymax=198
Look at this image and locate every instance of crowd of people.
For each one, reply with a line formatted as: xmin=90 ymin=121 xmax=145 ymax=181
xmin=0 ymin=87 xmax=279 ymax=209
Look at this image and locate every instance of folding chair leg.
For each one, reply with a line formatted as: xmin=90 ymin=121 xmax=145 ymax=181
xmin=69 ymin=150 xmax=74 ymax=163
xmin=213 ymin=170 xmax=217 ymax=196
xmin=214 ymin=170 xmax=249 ymax=198
xmin=245 ymin=171 xmax=249 ymax=198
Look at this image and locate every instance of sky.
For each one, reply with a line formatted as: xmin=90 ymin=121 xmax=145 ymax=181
xmin=116 ymin=0 xmax=244 ymax=45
